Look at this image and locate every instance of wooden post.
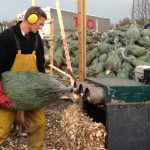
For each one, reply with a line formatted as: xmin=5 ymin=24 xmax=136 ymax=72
xmin=49 ymin=19 xmax=54 ymax=74
xmin=78 ymin=0 xmax=86 ymax=81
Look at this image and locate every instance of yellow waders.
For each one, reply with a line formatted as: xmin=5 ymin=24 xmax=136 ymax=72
xmin=0 ymin=50 xmax=46 ymax=150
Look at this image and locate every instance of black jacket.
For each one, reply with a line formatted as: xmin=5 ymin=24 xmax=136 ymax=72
xmin=0 ymin=22 xmax=45 ymax=80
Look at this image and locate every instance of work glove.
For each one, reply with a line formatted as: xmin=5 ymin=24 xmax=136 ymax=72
xmin=0 ymin=81 xmax=13 ymax=108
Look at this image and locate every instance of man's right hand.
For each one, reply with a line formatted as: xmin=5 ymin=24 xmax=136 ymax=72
xmin=0 ymin=81 xmax=13 ymax=108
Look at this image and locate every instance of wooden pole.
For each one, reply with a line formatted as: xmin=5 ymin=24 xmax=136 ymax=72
xmin=32 ymin=0 xmax=37 ymax=6
xmin=49 ymin=19 xmax=54 ymax=74
xmin=78 ymin=0 xmax=86 ymax=81
xmin=55 ymin=0 xmax=72 ymax=71
xmin=131 ymin=0 xmax=135 ymax=23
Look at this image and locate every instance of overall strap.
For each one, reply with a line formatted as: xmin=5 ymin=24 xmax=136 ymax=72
xmin=9 ymin=28 xmax=38 ymax=53
xmin=9 ymin=28 xmax=21 ymax=50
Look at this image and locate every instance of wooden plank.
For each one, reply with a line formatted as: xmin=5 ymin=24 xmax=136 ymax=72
xmin=66 ymin=68 xmax=78 ymax=82
xmin=49 ymin=64 xmax=74 ymax=86
xmin=78 ymin=0 xmax=86 ymax=81
xmin=49 ymin=19 xmax=54 ymax=74
xmin=55 ymin=0 xmax=72 ymax=71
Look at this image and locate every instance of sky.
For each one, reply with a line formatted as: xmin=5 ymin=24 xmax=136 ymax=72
xmin=0 ymin=0 xmax=132 ymax=24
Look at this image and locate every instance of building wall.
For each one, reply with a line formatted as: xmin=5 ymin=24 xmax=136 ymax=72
xmin=50 ymin=8 xmax=110 ymax=35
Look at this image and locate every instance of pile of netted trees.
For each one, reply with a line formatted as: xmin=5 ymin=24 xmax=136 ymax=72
xmin=45 ymin=24 xmax=150 ymax=80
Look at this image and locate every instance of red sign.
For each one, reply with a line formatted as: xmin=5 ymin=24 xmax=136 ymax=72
xmin=73 ymin=16 xmax=95 ymax=29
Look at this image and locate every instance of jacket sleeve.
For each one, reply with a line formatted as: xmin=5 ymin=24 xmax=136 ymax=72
xmin=0 ymin=32 xmax=10 ymax=80
xmin=36 ymin=35 xmax=45 ymax=73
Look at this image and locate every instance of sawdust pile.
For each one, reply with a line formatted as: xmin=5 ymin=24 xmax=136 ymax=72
xmin=61 ymin=104 xmax=106 ymax=150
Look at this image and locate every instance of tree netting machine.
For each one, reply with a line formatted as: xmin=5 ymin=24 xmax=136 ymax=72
xmin=74 ymin=66 xmax=150 ymax=150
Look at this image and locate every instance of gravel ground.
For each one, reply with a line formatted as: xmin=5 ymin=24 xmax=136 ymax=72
xmin=0 ymin=100 xmax=73 ymax=150
xmin=0 ymin=99 xmax=106 ymax=150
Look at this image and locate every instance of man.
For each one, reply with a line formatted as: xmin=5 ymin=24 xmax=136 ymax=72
xmin=0 ymin=6 xmax=47 ymax=150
